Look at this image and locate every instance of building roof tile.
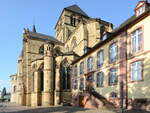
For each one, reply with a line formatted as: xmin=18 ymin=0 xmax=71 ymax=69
xmin=72 ymin=6 xmax=150 ymax=65
xmin=28 ymin=31 xmax=62 ymax=44
xmin=65 ymin=4 xmax=89 ymax=17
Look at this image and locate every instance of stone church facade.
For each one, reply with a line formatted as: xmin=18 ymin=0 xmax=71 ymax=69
xmin=10 ymin=4 xmax=112 ymax=106
xmin=11 ymin=1 xmax=150 ymax=110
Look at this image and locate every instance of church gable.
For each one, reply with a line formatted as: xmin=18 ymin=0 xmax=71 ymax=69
xmin=55 ymin=5 xmax=90 ymax=44
xmin=64 ymin=5 xmax=89 ymax=17
xmin=55 ymin=4 xmax=89 ymax=29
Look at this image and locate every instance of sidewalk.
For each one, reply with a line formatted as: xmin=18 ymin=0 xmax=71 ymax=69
xmin=0 ymin=102 xmax=150 ymax=113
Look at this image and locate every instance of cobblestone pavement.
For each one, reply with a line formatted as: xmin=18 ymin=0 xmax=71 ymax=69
xmin=0 ymin=102 xmax=150 ymax=113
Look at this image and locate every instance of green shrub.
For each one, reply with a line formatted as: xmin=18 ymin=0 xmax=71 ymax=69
xmin=0 ymin=98 xmax=6 ymax=102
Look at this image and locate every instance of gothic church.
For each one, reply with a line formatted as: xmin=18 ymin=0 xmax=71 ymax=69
xmin=10 ymin=4 xmax=112 ymax=106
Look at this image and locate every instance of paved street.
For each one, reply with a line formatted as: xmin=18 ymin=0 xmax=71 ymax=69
xmin=0 ymin=102 xmax=150 ymax=113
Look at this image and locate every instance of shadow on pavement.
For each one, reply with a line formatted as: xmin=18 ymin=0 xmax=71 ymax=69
xmin=114 ymin=109 xmax=150 ymax=113
xmin=6 ymin=106 xmax=89 ymax=113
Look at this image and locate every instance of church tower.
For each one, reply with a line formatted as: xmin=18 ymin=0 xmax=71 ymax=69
xmin=55 ymin=5 xmax=89 ymax=43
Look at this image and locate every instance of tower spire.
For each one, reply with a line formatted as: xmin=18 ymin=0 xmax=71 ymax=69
xmin=32 ymin=24 xmax=36 ymax=32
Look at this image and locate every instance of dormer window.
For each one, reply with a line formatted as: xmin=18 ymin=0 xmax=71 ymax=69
xmin=84 ymin=46 xmax=91 ymax=54
xmin=102 ymin=33 xmax=107 ymax=41
xmin=101 ymin=32 xmax=111 ymax=41
xmin=137 ymin=6 xmax=145 ymax=16
xmin=135 ymin=1 xmax=148 ymax=17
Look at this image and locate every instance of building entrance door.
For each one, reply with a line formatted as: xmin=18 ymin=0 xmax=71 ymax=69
xmin=79 ymin=95 xmax=84 ymax=107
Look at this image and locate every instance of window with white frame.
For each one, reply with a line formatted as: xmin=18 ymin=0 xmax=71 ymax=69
xmin=97 ymin=50 xmax=103 ymax=68
xmin=88 ymin=57 xmax=93 ymax=72
xmin=109 ymin=68 xmax=117 ymax=85
xmin=131 ymin=61 xmax=142 ymax=81
xmin=74 ymin=65 xmax=78 ymax=77
xmin=110 ymin=42 xmax=117 ymax=63
xmin=79 ymin=78 xmax=84 ymax=91
xmin=137 ymin=6 xmax=145 ymax=16
xmin=131 ymin=28 xmax=142 ymax=54
xmin=97 ymin=72 xmax=103 ymax=87
xmin=80 ymin=62 xmax=84 ymax=75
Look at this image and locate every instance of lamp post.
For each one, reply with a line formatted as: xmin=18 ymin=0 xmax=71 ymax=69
xmin=120 ymin=80 xmax=124 ymax=113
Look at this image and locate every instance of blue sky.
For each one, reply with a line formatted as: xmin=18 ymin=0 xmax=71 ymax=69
xmin=0 ymin=0 xmax=141 ymax=92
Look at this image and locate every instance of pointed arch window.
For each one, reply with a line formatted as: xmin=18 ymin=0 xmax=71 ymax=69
xmin=67 ymin=67 xmax=71 ymax=89
xmin=40 ymin=71 xmax=44 ymax=91
xmin=39 ymin=45 xmax=44 ymax=54
xmin=71 ymin=37 xmax=77 ymax=49
xmin=62 ymin=67 xmax=66 ymax=89
xmin=61 ymin=60 xmax=71 ymax=90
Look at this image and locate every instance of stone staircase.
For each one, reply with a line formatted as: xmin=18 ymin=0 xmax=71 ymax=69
xmin=89 ymin=91 xmax=116 ymax=109
xmin=82 ymin=86 xmax=116 ymax=109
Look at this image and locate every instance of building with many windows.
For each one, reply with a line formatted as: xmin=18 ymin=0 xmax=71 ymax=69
xmin=72 ymin=0 xmax=150 ymax=110
xmin=10 ymin=0 xmax=150 ymax=110
xmin=10 ymin=4 xmax=112 ymax=106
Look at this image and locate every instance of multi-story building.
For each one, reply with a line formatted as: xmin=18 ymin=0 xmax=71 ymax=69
xmin=72 ymin=0 xmax=150 ymax=110
xmin=10 ymin=0 xmax=150 ymax=110
xmin=10 ymin=4 xmax=112 ymax=106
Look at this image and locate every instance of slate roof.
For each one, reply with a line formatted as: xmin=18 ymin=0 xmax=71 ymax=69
xmin=72 ymin=6 xmax=150 ymax=65
xmin=63 ymin=51 xmax=80 ymax=57
xmin=113 ymin=6 xmax=150 ymax=33
xmin=55 ymin=4 xmax=89 ymax=29
xmin=19 ymin=31 xmax=63 ymax=58
xmin=65 ymin=4 xmax=89 ymax=17
xmin=28 ymin=31 xmax=62 ymax=45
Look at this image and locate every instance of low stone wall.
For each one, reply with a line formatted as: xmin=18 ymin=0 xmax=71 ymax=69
xmin=128 ymin=98 xmax=150 ymax=111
